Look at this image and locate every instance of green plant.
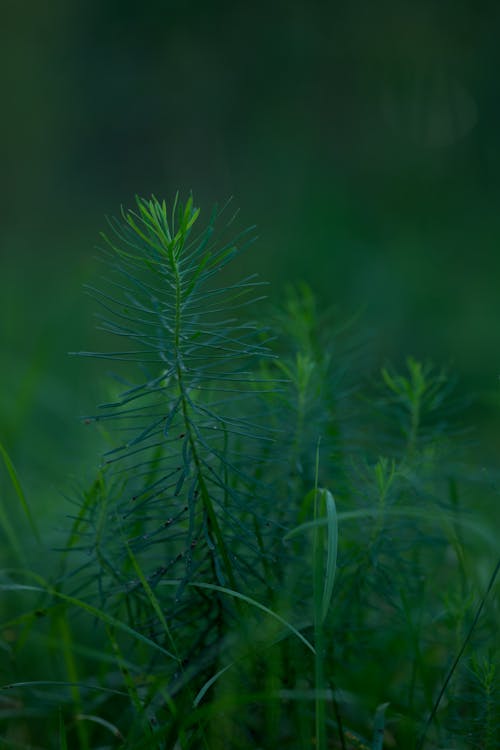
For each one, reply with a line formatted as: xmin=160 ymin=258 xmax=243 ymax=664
xmin=1 ymin=195 xmax=498 ymax=749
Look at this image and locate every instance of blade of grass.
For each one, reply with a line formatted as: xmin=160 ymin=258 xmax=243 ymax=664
xmin=55 ymin=611 xmax=90 ymax=750
xmin=125 ymin=541 xmax=179 ymax=659
xmin=0 ymin=440 xmax=41 ymax=545
xmin=169 ymin=581 xmax=315 ymax=654
xmin=285 ymin=507 xmax=498 ymax=549
xmin=75 ymin=713 xmax=125 ymax=741
xmin=193 ymin=663 xmax=234 ymax=708
xmin=321 ymin=489 xmax=338 ymax=624
xmin=313 ymin=493 xmax=327 ymax=750
xmin=59 ymin=708 xmax=68 ymax=750
xmin=0 ymin=581 xmax=179 ymax=662
xmin=311 ymin=440 xmax=339 ymax=750
xmin=0 ymin=494 xmax=26 ymax=565
xmin=2 ymin=681 xmax=128 ymax=698
xmin=417 ymin=555 xmax=500 ymax=750
xmin=372 ymin=702 xmax=390 ymax=750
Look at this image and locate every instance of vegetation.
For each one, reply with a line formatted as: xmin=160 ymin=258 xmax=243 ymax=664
xmin=1 ymin=195 xmax=498 ymax=749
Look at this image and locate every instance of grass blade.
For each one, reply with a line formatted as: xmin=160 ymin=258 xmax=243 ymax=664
xmin=372 ymin=702 xmax=389 ymax=750
xmin=321 ymin=489 xmax=338 ymax=623
xmin=416 ymin=555 xmax=500 ymax=750
xmin=0 ymin=581 xmax=179 ymax=662
xmin=59 ymin=708 xmax=68 ymax=750
xmin=0 ymin=440 xmax=41 ymax=545
xmin=183 ymin=581 xmax=315 ymax=654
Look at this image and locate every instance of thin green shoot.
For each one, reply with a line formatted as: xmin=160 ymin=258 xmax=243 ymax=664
xmin=417 ymin=555 xmax=500 ymax=750
xmin=0 ymin=440 xmax=41 ymax=545
xmin=0 ymin=580 xmax=178 ymax=661
xmin=161 ymin=580 xmax=315 ymax=654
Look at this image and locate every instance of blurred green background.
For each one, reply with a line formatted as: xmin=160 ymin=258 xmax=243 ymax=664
xmin=1 ymin=0 xmax=499 ymax=499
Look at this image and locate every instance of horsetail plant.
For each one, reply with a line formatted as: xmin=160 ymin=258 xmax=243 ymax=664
xmin=72 ymin=195 xmax=289 ymax=603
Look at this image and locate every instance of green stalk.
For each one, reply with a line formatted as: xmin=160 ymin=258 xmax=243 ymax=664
xmin=311 ymin=443 xmax=338 ymax=750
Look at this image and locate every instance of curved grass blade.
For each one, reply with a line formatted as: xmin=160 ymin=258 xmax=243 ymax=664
xmin=416 ymin=554 xmax=500 ymax=750
xmin=285 ymin=507 xmax=498 ymax=549
xmin=59 ymin=708 xmax=68 ymax=750
xmin=0 ymin=440 xmax=41 ymax=546
xmin=0 ymin=581 xmax=179 ymax=662
xmin=75 ymin=714 xmax=125 ymax=741
xmin=320 ymin=488 xmax=338 ymax=623
xmin=161 ymin=580 xmax=315 ymax=654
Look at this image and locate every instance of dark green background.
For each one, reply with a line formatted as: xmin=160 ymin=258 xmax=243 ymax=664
xmin=2 ymin=1 xmax=499 ymax=494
